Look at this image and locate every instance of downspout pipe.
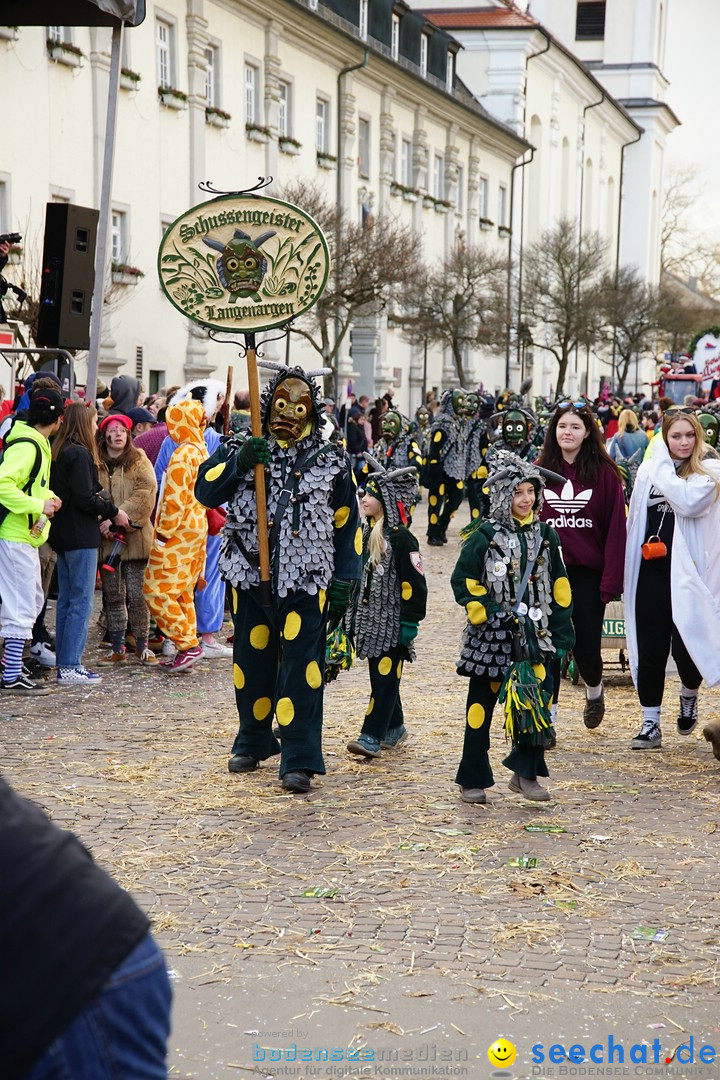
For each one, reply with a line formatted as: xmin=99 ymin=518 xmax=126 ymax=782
xmin=574 ymin=90 xmax=605 ymax=393
xmin=506 ymin=29 xmax=550 ymax=388
xmin=611 ymin=127 xmax=643 ymax=386
xmin=335 ymin=50 xmax=369 ymax=397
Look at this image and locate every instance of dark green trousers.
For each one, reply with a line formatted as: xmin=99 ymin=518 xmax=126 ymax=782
xmin=359 ymin=645 xmax=405 ymax=741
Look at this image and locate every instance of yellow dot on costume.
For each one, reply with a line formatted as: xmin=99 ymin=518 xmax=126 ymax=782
xmin=465 ymin=578 xmax=487 ymax=597
xmin=204 ymin=462 xmax=226 ymax=481
xmin=479 ymin=466 xmax=487 ymax=478
xmin=433 ymin=431 xmax=443 ymax=442
xmin=233 ymin=663 xmax=245 ymax=689
xmin=466 ymin=600 xmax=487 ymax=625
xmin=253 ymin=697 xmax=272 ymax=720
xmin=367 ymin=697 xmax=374 ymax=715
xmin=553 ymin=576 xmax=571 ymax=608
xmin=429 ymin=495 xmax=438 ymax=506
xmin=306 ymin=660 xmax=322 ymax=689
xmin=467 ymin=703 xmax=486 ymax=729
xmin=401 ymin=581 xmax=412 ymax=600
xmin=231 ymin=586 xmax=238 ymax=614
xmin=351 ymin=470 xmax=358 ymax=488
xmin=472 ymin=508 xmax=480 ymax=519
xmin=284 ymin=611 xmax=302 ymax=640
xmin=396 ymin=659 xmax=403 ymax=679
xmin=318 ymin=588 xmax=326 ymax=612
xmin=334 ymin=505 xmax=350 ymax=528
xmin=276 ymin=697 xmax=295 ymax=726
xmin=439 ymin=484 xmax=445 ymax=496
xmin=533 ymin=663 xmax=546 ymax=682
xmin=481 ymin=446 xmax=487 ymax=457
xmin=429 ymin=513 xmax=438 ymax=525
xmin=378 ymin=656 xmax=392 ymax=675
xmin=490 ymin=680 xmax=501 ymax=693
xmin=354 ymin=527 xmax=363 ymax=555
xmin=456 ymin=481 xmax=463 ymax=490
xmin=249 ymin=624 xmax=270 ymax=649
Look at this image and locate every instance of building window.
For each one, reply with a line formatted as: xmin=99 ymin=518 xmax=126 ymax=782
xmin=498 ymin=183 xmax=507 ymax=226
xmin=205 ymin=46 xmax=219 ymax=108
xmin=156 ymin=19 xmax=173 ymax=87
xmin=391 ymin=14 xmax=400 ymax=61
xmin=111 ymin=210 xmax=127 ymax=264
xmin=359 ymin=0 xmax=368 ymax=40
xmin=478 ymin=176 xmax=489 ymax=219
xmin=316 ymin=98 xmax=329 ymax=152
xmin=47 ymin=26 xmax=73 ymax=45
xmin=433 ymin=154 xmax=444 ymax=200
xmin=278 ymin=81 xmax=291 ymax=138
xmin=245 ymin=64 xmax=259 ymax=124
xmin=401 ymin=138 xmax=412 ymax=186
xmin=358 ymin=118 xmax=370 ymax=178
xmin=420 ymin=34 xmax=428 ymax=77
xmin=576 ymin=1 xmax=606 ymax=40
xmin=446 ymin=52 xmax=454 ymax=93
xmin=456 ymin=165 xmax=464 ymax=214
xmin=149 ymin=370 xmax=166 ymax=395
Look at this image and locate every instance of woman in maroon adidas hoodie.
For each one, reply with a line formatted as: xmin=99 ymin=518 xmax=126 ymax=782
xmin=537 ymin=401 xmax=626 ymax=730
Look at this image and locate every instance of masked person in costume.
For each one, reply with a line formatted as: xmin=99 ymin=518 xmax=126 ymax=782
xmin=697 ymin=410 xmax=720 ymax=449
xmin=424 ymin=388 xmax=467 ymax=546
xmin=195 ymin=364 xmax=362 ymax=794
xmin=345 ymin=455 xmax=426 ymax=759
xmin=465 ymin=393 xmax=494 ymax=522
xmin=451 ymin=452 xmax=575 ymax=804
xmin=486 ymin=406 xmax=538 ymax=466
xmin=370 ymin=409 xmax=421 ymax=473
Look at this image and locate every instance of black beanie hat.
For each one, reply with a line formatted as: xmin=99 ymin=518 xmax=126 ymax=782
xmin=28 ymin=389 xmax=65 ymax=426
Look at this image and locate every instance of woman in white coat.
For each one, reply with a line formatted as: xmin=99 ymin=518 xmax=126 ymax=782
xmin=625 ymin=410 xmax=720 ymax=750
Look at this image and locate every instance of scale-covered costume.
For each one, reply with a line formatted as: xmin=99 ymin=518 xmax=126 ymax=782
xmin=195 ymin=365 xmax=362 ymax=791
xmin=346 ymin=456 xmax=427 ymax=755
xmin=425 ymin=388 xmax=467 ymax=545
xmin=451 ymin=452 xmax=574 ymax=791
xmin=465 ymin=402 xmax=490 ymax=523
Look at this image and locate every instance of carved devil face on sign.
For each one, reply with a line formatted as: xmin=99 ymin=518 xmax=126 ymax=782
xmin=268 ymin=377 xmax=314 ymax=441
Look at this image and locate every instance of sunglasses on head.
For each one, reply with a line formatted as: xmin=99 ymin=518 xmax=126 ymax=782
xmin=666 ymin=406 xmax=696 ymax=415
xmin=556 ymin=400 xmax=588 ymax=411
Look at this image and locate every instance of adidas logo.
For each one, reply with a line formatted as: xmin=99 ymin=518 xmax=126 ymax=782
xmin=544 ymin=481 xmax=593 ymax=529
xmin=544 ymin=481 xmax=592 ymax=513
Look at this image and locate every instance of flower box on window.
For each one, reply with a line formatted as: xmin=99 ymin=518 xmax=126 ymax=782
xmin=111 ymin=262 xmax=144 ymax=285
xmin=390 ymin=181 xmax=419 ymax=202
xmin=435 ymin=199 xmax=453 ymax=214
xmin=479 ymin=217 xmax=494 ymax=231
xmin=422 ymin=195 xmax=435 ymax=209
xmin=246 ymin=123 xmax=271 ymax=143
xmin=47 ymin=39 xmax=84 ymax=67
xmin=158 ymin=85 xmax=187 ymax=109
xmin=120 ymin=67 xmax=141 ymax=91
xmin=206 ymin=106 xmax=231 ymax=128
xmin=0 ymin=26 xmax=19 ymax=42
xmin=317 ymin=151 xmax=337 ymax=170
xmin=498 ymin=224 xmax=512 ymax=237
xmin=279 ymin=136 xmax=302 ymax=155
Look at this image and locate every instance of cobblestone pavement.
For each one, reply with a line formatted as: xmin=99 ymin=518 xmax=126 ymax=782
xmin=4 ymin=502 xmax=720 ymax=1078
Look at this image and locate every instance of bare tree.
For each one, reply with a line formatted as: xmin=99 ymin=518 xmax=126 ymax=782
xmin=399 ymin=243 xmax=509 ymax=387
xmin=655 ymin=275 xmax=720 ymax=358
xmin=598 ymin=265 xmax=659 ymax=394
xmin=280 ymin=179 xmax=423 ymax=394
xmin=661 ymin=166 xmax=720 ymax=297
xmin=522 ymin=218 xmax=607 ymax=395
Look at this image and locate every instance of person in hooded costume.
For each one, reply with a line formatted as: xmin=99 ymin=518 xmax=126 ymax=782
xmin=424 ymin=388 xmax=468 ymax=546
xmin=106 ymin=375 xmax=143 ymax=417
xmin=142 ymin=396 xmax=209 ymax=673
xmin=195 ymin=364 xmax=362 ymax=794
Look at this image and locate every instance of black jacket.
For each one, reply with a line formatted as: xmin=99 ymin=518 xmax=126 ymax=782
xmin=0 ymin=775 xmax=150 ymax=1078
xmin=49 ymin=441 xmax=117 ymax=552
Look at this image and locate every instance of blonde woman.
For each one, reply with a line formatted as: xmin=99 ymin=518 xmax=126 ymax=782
xmin=609 ymin=408 xmax=648 ymax=462
xmin=625 ymin=411 xmax=720 ymax=749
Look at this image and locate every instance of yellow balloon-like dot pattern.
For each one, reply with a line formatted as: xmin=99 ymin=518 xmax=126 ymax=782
xmin=467 ymin=703 xmax=486 ymax=728
xmin=276 ymin=697 xmax=295 ymax=725
xmin=233 ymin=664 xmax=245 ymax=689
xmin=334 ymin=505 xmax=350 ymax=528
xmin=465 ymin=578 xmax=487 ymax=597
xmin=204 ymin=461 xmax=226 ymax=481
xmin=231 ymin=586 xmax=238 ymax=614
xmin=354 ymin=528 xmax=363 ymax=555
xmin=553 ymin=577 xmax=571 ymax=608
xmin=378 ymin=656 xmax=393 ymax=675
xmin=429 ymin=513 xmax=438 ymax=524
xmin=306 ymin=660 xmax=322 ymax=689
xmin=253 ymin=697 xmax=272 ymax=720
xmin=396 ymin=660 xmax=403 ymax=679
xmin=401 ymin=581 xmax=412 ymax=600
xmin=429 ymin=495 xmax=438 ymax=506
xmin=318 ymin=588 xmax=326 ymax=612
xmin=533 ymin=663 xmax=546 ymax=682
xmin=466 ymin=601 xmax=487 ymax=625
xmin=366 ymin=697 xmax=374 ymax=715
xmin=284 ymin=611 xmax=301 ymax=639
xmin=250 ymin=624 xmax=270 ymax=649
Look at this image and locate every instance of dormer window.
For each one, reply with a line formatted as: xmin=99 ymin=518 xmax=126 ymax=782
xmin=420 ymin=32 xmax=428 ymax=76
xmin=359 ymin=0 xmax=368 ymax=40
xmin=391 ymin=13 xmax=399 ymax=61
xmin=446 ymin=52 xmax=454 ymax=92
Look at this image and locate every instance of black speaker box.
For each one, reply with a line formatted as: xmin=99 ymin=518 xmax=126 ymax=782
xmin=36 ymin=203 xmax=99 ymax=350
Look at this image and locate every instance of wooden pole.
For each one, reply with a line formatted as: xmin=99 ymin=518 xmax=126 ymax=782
xmin=223 ymin=365 xmax=234 ymax=436
xmin=244 ymin=334 xmax=272 ymax=607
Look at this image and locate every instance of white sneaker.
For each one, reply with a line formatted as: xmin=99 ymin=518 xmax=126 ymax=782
xmin=161 ymin=639 xmax=176 ymax=658
xmin=30 ymin=641 xmax=56 ymax=667
xmin=201 ymin=639 xmax=233 ymax=659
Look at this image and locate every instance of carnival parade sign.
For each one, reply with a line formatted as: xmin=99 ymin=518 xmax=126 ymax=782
xmin=158 ymin=193 xmax=330 ymax=334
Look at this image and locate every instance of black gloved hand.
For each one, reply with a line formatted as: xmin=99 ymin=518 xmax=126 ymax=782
xmin=236 ymin=437 xmax=271 ymax=474
xmin=326 ymin=579 xmax=353 ymax=630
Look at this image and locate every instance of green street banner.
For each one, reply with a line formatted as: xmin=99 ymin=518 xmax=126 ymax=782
xmin=158 ymin=194 xmax=330 ymax=333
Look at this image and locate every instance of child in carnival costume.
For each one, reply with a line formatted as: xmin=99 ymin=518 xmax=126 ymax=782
xmin=425 ymin=388 xmax=467 ymax=546
xmin=195 ymin=364 xmax=362 ymax=794
xmin=451 ymin=451 xmax=575 ymax=804
xmin=346 ymin=454 xmax=427 ymax=758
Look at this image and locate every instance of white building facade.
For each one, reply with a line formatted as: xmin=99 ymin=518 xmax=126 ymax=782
xmin=0 ymin=2 xmax=527 ymax=411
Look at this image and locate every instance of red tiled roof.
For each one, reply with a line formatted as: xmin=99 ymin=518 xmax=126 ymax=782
xmin=420 ymin=8 xmax=538 ymax=30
